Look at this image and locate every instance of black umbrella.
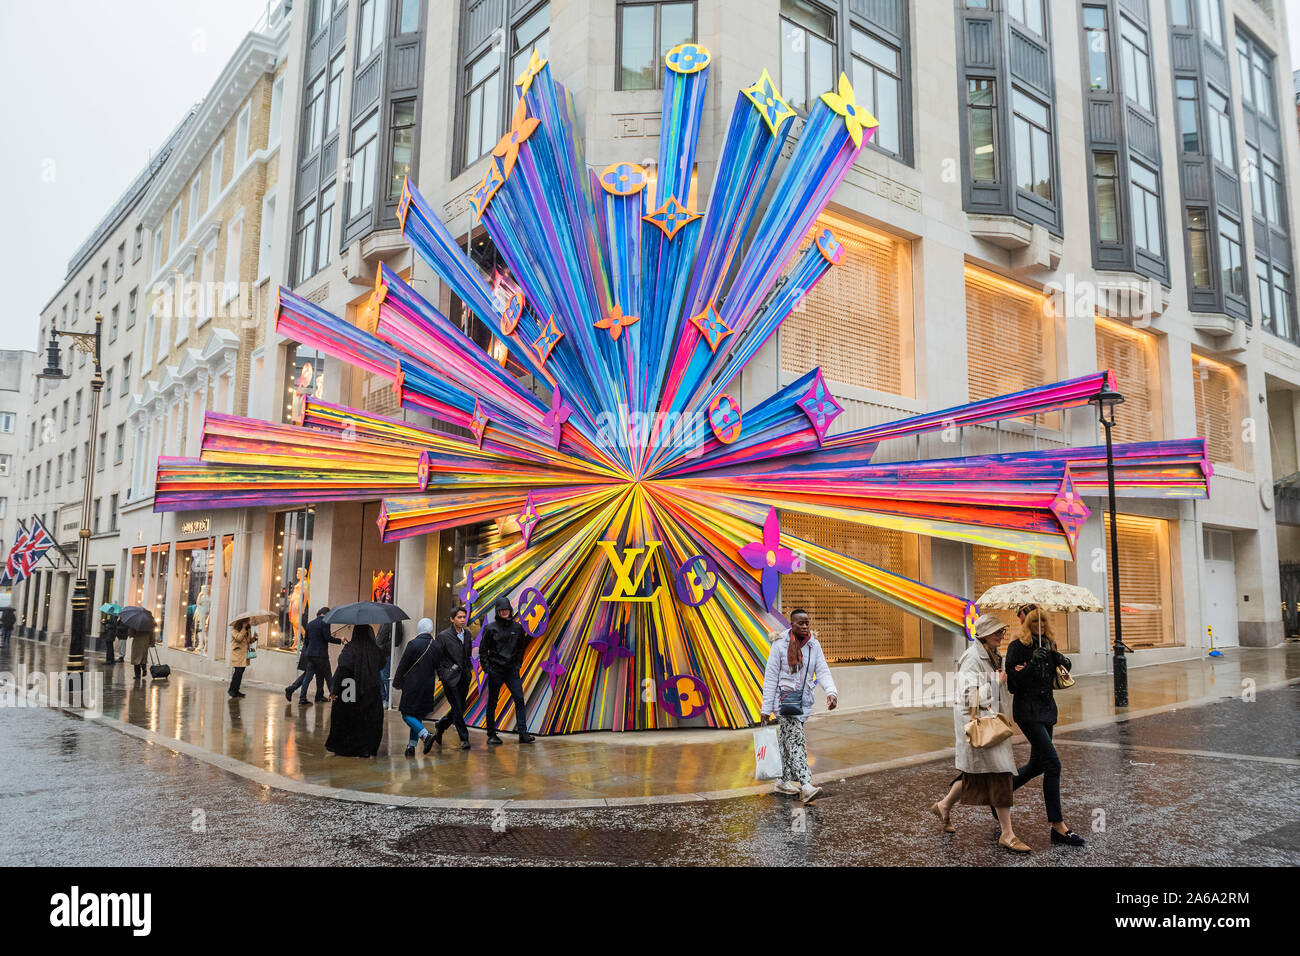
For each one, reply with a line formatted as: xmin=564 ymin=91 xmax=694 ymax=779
xmin=118 ymin=606 xmax=156 ymax=632
xmin=324 ymin=602 xmax=408 ymax=628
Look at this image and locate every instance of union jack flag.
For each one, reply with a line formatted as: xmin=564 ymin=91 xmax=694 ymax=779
xmin=20 ymin=516 xmax=59 ymax=578
xmin=2 ymin=520 xmax=32 ymax=585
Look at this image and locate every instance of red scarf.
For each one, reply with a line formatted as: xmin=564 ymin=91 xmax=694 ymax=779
xmin=787 ymin=629 xmax=811 ymax=670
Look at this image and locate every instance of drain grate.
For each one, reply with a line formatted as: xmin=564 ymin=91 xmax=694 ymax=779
xmin=391 ymin=823 xmax=678 ymax=863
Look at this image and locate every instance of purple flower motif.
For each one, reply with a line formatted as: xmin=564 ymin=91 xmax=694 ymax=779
xmin=543 ymin=385 xmax=572 ymax=449
xmin=738 ymin=507 xmax=802 ymax=611
xmin=588 ymin=633 xmax=633 ymax=671
xmin=541 ymin=642 xmax=566 ymax=690
xmin=457 ymin=564 xmax=479 ymax=618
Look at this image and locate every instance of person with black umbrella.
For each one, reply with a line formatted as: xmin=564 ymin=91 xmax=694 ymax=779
xmin=325 ymin=624 xmax=387 ymax=757
xmin=479 ymin=596 xmax=536 ymax=745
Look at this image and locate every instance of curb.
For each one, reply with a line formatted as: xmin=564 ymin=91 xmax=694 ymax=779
xmin=59 ymin=675 xmax=1300 ymax=811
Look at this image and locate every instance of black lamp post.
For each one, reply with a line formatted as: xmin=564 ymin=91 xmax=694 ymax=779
xmin=1089 ymin=384 xmax=1128 ymax=707
xmin=37 ymin=313 xmax=103 ymax=678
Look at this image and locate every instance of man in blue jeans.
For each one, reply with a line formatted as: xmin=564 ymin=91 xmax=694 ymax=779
xmin=285 ymin=607 xmax=337 ymax=705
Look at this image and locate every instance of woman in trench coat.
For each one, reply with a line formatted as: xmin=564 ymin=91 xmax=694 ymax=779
xmin=127 ymin=627 xmax=154 ymax=679
xmin=929 ymin=613 xmax=1030 ymax=853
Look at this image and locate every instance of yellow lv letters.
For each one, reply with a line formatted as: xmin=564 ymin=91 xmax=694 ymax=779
xmin=598 ymin=540 xmax=663 ymax=602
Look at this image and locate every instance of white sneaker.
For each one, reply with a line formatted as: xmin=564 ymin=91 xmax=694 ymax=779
xmin=774 ymin=780 xmax=800 ymax=795
xmin=799 ymin=783 xmax=823 ymax=804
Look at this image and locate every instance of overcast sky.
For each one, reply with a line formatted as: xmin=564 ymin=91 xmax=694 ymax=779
xmin=2 ymin=1 xmax=1300 ymax=354
xmin=0 ymin=0 xmax=271 ymax=353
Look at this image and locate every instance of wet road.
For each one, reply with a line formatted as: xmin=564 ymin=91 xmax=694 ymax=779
xmin=1 ymin=682 xmax=1295 ymax=865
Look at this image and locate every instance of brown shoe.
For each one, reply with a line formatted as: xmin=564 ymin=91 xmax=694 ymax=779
xmin=930 ymin=802 xmax=956 ymax=833
xmin=998 ymin=835 xmax=1031 ymax=853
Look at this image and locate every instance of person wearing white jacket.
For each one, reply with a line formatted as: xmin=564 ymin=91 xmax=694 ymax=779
xmin=760 ymin=609 xmax=838 ymax=804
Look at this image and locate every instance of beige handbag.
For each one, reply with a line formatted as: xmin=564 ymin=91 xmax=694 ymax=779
xmin=964 ymin=684 xmax=1014 ymax=749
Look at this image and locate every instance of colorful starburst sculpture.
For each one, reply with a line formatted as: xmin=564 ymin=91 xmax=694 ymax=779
xmin=155 ymin=49 xmax=1211 ymax=734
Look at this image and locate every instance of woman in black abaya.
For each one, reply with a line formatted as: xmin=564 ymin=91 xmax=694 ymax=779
xmin=325 ymin=624 xmax=386 ymax=757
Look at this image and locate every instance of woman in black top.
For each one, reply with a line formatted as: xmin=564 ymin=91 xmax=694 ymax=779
xmin=1005 ymin=609 xmax=1085 ymax=847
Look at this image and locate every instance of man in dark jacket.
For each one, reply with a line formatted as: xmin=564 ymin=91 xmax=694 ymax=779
xmin=394 ymin=618 xmax=464 ymax=755
xmin=1 ymin=606 xmax=16 ymax=647
xmin=285 ymin=607 xmax=338 ymax=704
xmin=478 ymin=596 xmax=536 ymax=745
xmin=431 ymin=605 xmax=473 ymax=748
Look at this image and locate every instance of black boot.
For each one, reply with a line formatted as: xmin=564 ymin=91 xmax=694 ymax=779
xmin=487 ymin=734 xmax=503 ymax=746
xmin=518 ymin=732 xmax=536 ymax=744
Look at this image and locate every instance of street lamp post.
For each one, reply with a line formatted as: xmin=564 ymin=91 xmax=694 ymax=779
xmin=1089 ymin=384 xmax=1128 ymax=707
xmin=37 ymin=312 xmax=103 ymax=677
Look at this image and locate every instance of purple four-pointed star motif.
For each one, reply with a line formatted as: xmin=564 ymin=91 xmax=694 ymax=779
xmin=518 ymin=491 xmax=541 ymax=548
xmin=457 ymin=564 xmax=479 ymax=617
xmin=587 ymin=633 xmax=634 ymax=670
xmin=797 ymin=369 xmax=845 ymax=444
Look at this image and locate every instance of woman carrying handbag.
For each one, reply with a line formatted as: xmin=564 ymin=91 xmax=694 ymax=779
xmin=1005 ymin=608 xmax=1085 ymax=847
xmin=930 ymin=614 xmax=1029 ymax=853
xmin=759 ymin=608 xmax=838 ymax=805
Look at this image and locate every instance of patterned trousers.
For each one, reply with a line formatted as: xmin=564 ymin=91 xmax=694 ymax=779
xmin=777 ymin=716 xmax=813 ymax=786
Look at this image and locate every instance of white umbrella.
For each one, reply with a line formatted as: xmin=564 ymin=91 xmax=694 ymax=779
xmin=975 ymin=579 xmax=1104 ymax=613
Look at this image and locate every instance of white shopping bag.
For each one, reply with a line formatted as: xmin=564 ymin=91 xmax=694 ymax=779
xmin=753 ymin=726 xmax=782 ymax=781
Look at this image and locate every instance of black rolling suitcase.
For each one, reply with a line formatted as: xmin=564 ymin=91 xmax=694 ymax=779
xmin=149 ymin=647 xmax=171 ymax=680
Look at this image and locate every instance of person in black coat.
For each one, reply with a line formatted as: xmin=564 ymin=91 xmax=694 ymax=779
xmin=478 ymin=596 xmax=536 ymax=745
xmin=325 ymin=625 xmax=385 ymax=757
xmin=2 ymin=605 xmax=17 ymax=647
xmin=393 ymin=618 xmax=451 ymax=756
xmin=431 ymin=605 xmax=473 ymax=748
xmin=100 ymin=613 xmax=118 ymax=664
xmin=1004 ymin=609 xmax=1085 ymax=847
xmin=285 ymin=607 xmax=339 ymax=704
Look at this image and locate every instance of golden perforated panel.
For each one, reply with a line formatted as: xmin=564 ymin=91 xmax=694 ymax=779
xmin=965 ymin=266 xmax=1058 ymax=427
xmin=1104 ymin=513 xmax=1176 ymax=648
xmin=779 ymin=214 xmax=912 ymax=396
xmin=1095 ymin=319 xmax=1161 ymax=445
xmin=1191 ymin=356 xmax=1242 ymax=467
xmin=972 ymin=546 xmax=1074 ymax=652
xmin=782 ymin=512 xmax=919 ymax=662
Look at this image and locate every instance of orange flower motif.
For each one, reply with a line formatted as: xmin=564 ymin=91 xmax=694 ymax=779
xmin=594 ymin=304 xmax=640 ymax=342
xmin=492 ymin=100 xmax=541 ymax=182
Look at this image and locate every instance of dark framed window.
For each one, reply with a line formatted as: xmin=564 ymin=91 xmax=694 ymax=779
xmin=1245 ymin=145 xmax=1262 ymax=215
xmin=462 ymin=48 xmax=502 ymax=166
xmin=1176 ymin=78 xmax=1199 ymax=152
xmin=317 ymin=184 xmax=336 ymax=273
xmin=1262 ymin=157 xmax=1282 ymax=226
xmin=347 ymin=112 xmax=380 ymax=219
xmin=387 ymin=99 xmax=416 ymax=201
xmin=1257 ymin=257 xmax=1273 ymax=326
xmin=1012 ymin=89 xmax=1052 ymax=200
xmin=1200 ymin=0 xmax=1222 ymax=47
xmin=1237 ymin=35 xmax=1253 ymax=108
xmin=1206 ymin=87 xmax=1233 ymax=166
xmin=301 ymin=72 xmax=326 ymax=161
xmin=616 ymin=1 xmax=696 ymax=91
xmin=356 ymin=0 xmax=387 ymax=63
xmin=780 ymin=0 xmax=836 ymax=114
xmin=1170 ymin=0 xmax=1190 ymax=27
xmin=1007 ymin=0 xmax=1044 ymax=38
xmin=133 ymin=224 xmax=143 ymax=262
xmin=1128 ymin=161 xmax=1161 ymax=257
xmin=1119 ymin=16 xmax=1151 ymax=111
xmin=1083 ymin=6 xmax=1109 ymax=91
xmin=1218 ymin=216 xmax=1243 ymax=295
xmin=295 ymin=200 xmax=318 ymax=286
xmin=850 ymin=25 xmax=902 ymax=156
xmin=967 ymin=78 xmax=997 ymax=182
xmin=397 ymin=0 xmax=421 ymax=34
xmin=326 ymin=51 xmax=345 ymax=135
xmin=1093 ymin=153 xmax=1119 ymax=242
xmin=1272 ymin=267 xmax=1292 ymax=340
xmin=1250 ymin=44 xmax=1274 ymax=121
xmin=510 ymin=3 xmax=550 ymax=83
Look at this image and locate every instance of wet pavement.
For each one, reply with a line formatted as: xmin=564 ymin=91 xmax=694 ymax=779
xmin=1 ymin=636 xmax=1296 ymax=806
xmin=1 ymin=680 xmax=1295 ymax=865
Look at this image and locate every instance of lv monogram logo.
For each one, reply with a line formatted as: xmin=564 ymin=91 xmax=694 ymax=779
xmin=598 ymin=540 xmax=663 ymax=602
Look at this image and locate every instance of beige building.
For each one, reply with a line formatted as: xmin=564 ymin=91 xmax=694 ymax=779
xmin=117 ymin=9 xmax=291 ymax=669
